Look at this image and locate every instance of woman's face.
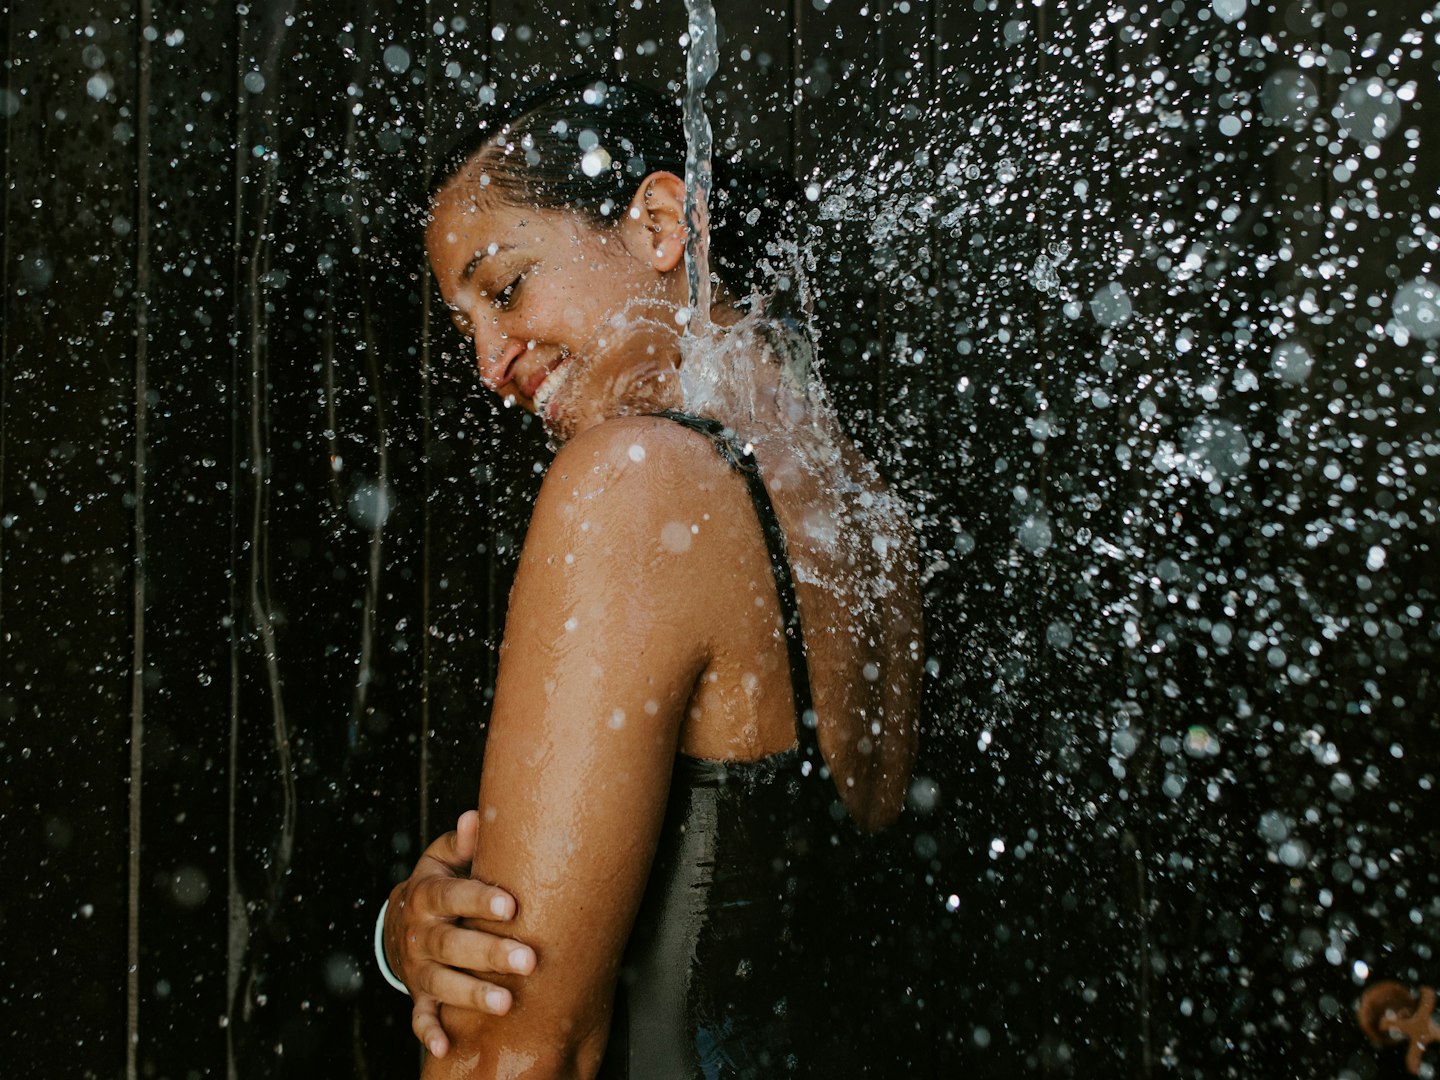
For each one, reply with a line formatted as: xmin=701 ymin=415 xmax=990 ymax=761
xmin=426 ymin=166 xmax=692 ymax=439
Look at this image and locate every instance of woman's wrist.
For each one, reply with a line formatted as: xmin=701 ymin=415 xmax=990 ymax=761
xmin=374 ymin=897 xmax=410 ymax=995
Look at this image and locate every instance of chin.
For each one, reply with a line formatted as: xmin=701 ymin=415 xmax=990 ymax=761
xmin=541 ymin=364 xmax=683 ymax=443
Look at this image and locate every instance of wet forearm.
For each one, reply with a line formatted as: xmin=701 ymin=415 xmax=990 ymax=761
xmin=418 ymin=1011 xmax=607 ymax=1080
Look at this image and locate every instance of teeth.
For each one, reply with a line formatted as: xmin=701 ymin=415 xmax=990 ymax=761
xmin=532 ymin=361 xmax=571 ymax=415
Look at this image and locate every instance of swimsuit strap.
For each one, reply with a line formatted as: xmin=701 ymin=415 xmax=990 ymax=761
xmin=649 ymin=410 xmax=823 ymax=766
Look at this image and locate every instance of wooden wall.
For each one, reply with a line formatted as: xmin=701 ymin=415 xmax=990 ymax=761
xmin=3 ymin=0 xmax=1437 ymax=1077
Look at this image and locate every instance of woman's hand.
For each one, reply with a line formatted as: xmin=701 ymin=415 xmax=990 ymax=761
xmin=384 ymin=811 xmax=538 ymax=1059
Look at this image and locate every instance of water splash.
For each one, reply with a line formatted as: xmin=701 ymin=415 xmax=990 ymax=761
xmin=675 ymin=0 xmax=909 ymax=613
xmin=1029 ymin=252 xmax=1059 ymax=295
xmin=681 ymin=0 xmax=718 ymax=329
xmin=678 ymin=306 xmax=911 ymax=627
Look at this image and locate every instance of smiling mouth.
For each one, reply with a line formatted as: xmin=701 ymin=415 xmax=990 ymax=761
xmin=530 ymin=356 xmax=576 ymax=418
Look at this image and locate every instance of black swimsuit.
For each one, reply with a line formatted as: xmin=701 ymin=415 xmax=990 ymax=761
xmin=597 ymin=410 xmax=841 ymax=1079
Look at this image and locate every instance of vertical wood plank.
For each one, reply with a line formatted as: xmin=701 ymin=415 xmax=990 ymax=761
xmin=709 ymin=1 xmax=793 ymax=172
xmin=792 ymin=2 xmax=884 ymax=419
xmin=278 ymin=0 xmax=434 ymax=1070
xmin=614 ymin=0 xmax=684 ymax=95
xmin=127 ymin=3 xmax=150 ymax=1076
xmin=129 ymin=2 xmax=239 ymax=1075
xmin=929 ymin=9 xmax=1064 ymax=1068
xmin=0 ymin=2 xmax=136 ymax=1076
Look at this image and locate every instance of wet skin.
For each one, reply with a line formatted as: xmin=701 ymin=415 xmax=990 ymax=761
xmin=403 ymin=166 xmax=921 ymax=1079
xmin=425 ymin=167 xmax=706 ymax=442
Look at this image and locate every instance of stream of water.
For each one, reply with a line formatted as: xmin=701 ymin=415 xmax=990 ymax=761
xmin=681 ymin=0 xmax=718 ymax=330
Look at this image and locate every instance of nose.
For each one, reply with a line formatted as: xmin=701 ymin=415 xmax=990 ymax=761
xmin=475 ymin=335 xmax=528 ymax=393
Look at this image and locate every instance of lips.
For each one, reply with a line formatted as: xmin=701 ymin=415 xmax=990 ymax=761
xmin=518 ymin=362 xmax=554 ymax=401
xmin=494 ymin=346 xmax=562 ymax=402
xmin=531 ymin=356 xmax=576 ymax=419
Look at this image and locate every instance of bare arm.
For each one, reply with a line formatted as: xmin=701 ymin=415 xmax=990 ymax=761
xmin=384 ymin=811 xmax=537 ymax=1059
xmin=422 ymin=418 xmax=713 ymax=1080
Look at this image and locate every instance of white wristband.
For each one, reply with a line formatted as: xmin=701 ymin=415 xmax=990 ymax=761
xmin=374 ymin=898 xmax=411 ymax=996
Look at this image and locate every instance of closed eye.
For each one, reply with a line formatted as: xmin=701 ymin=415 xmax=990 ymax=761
xmin=492 ymin=272 xmax=525 ymax=311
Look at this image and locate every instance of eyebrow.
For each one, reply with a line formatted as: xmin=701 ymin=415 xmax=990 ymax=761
xmin=461 ymin=243 xmax=518 ymax=283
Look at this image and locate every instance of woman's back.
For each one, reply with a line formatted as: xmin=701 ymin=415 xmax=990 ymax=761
xmin=595 ymin=395 xmax=921 ymax=1077
xmin=659 ymin=319 xmax=923 ymax=825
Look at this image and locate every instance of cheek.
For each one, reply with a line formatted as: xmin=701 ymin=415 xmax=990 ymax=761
xmin=559 ymin=302 xmax=590 ymax=336
xmin=545 ymin=277 xmax=601 ymax=336
xmin=452 ymin=284 xmax=484 ymax=314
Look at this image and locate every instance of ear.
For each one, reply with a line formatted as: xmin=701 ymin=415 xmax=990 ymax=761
xmin=620 ymin=171 xmax=689 ymax=273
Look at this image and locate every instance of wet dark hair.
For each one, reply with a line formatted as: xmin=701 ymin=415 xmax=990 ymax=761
xmin=429 ymin=73 xmax=806 ymax=306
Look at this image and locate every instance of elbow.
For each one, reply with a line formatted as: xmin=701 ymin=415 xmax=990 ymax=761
xmin=851 ymin=790 xmax=904 ymax=833
xmin=844 ymin=718 xmax=918 ymax=833
xmin=423 ymin=1010 xmax=610 ymax=1080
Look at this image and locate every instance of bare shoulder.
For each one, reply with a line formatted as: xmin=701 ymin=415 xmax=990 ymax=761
xmin=527 ymin=415 xmax=731 ymax=545
xmin=547 ymin=413 xmax=724 ymax=485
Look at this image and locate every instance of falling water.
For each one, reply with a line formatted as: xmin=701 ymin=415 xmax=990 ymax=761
xmin=673 ymin=0 xmax=915 ymax=639
xmin=675 ymin=0 xmax=772 ymax=417
xmin=677 ymin=0 xmax=825 ymax=422
xmin=681 ymin=0 xmax=717 ymax=328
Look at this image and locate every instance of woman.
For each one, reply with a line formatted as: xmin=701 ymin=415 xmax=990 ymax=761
xmin=383 ymin=74 xmax=922 ymax=1078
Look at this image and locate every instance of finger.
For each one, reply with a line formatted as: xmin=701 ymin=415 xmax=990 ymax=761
xmin=433 ymin=922 xmax=536 ymax=977
xmin=411 ymin=993 xmax=450 ymax=1059
xmin=420 ymin=964 xmax=514 ymax=1016
xmin=419 ymin=829 xmax=467 ymax=877
xmin=422 ymin=875 xmax=516 ymax=922
xmin=454 ymin=809 xmax=480 ymax=863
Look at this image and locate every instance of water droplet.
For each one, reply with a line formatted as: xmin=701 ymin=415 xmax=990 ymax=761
xmin=907 ymin=777 xmax=941 ymax=814
xmin=1029 ymin=253 xmax=1059 ymax=294
xmin=1393 ymin=277 xmax=1439 ymax=340
xmin=660 ymin=521 xmax=691 ymax=553
xmin=324 ymin=952 xmax=364 ymax=998
xmin=347 ymin=483 xmax=391 ymax=528
xmin=1089 ymin=282 xmax=1133 ymax=327
xmin=1271 ymin=341 xmax=1313 ymax=385
xmin=383 ymin=44 xmax=411 ymax=74
xmin=1335 ymin=78 xmax=1402 ymax=145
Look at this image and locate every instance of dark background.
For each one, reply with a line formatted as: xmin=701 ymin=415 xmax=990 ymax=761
xmin=3 ymin=0 xmax=1437 ymax=1077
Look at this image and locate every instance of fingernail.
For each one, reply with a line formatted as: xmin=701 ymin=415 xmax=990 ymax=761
xmin=485 ymin=988 xmax=509 ymax=1012
xmin=490 ymin=895 xmax=511 ymax=918
xmin=508 ymin=947 xmax=532 ymax=973
xmin=428 ymin=1037 xmax=445 ymax=1058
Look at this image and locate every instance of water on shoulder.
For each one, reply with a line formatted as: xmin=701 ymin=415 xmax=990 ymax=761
xmin=681 ymin=314 xmax=922 ymax=830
